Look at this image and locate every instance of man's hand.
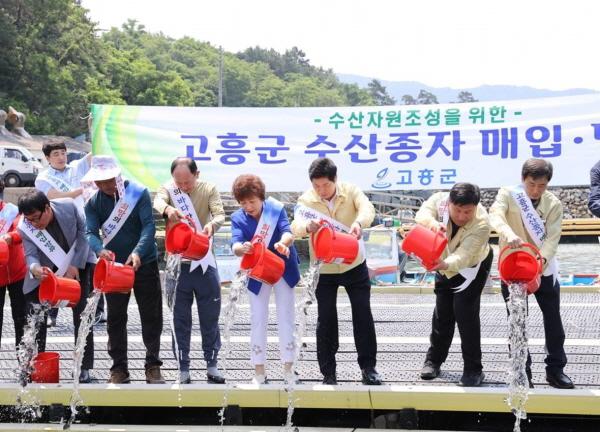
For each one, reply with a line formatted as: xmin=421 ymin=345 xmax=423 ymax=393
xmin=430 ymin=260 xmax=449 ymax=271
xmin=126 ymin=253 xmax=141 ymax=271
xmin=203 ymin=224 xmax=213 ymax=237
xmin=31 ymin=264 xmax=45 ymax=280
xmin=306 ymin=220 xmax=320 ymax=234
xmin=349 ymin=222 xmax=362 ymax=240
xmin=64 ymin=265 xmax=80 ymax=281
xmin=506 ymin=234 xmax=524 ymax=249
xmin=98 ymin=249 xmax=113 ymax=260
xmin=165 ymin=206 xmax=184 ymax=224
xmin=0 ymin=234 xmax=12 ymax=246
xmin=71 ymin=187 xmax=84 ymax=198
xmin=430 ymin=222 xmax=447 ymax=234
xmin=274 ymin=241 xmax=290 ymax=258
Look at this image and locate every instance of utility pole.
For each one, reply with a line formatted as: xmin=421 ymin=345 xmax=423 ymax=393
xmin=218 ymin=46 xmax=223 ymax=107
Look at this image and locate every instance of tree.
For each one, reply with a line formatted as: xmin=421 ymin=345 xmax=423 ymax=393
xmin=401 ymin=95 xmax=417 ymax=105
xmin=367 ymin=79 xmax=396 ymax=105
xmin=456 ymin=91 xmax=478 ymax=103
xmin=416 ymin=89 xmax=439 ymax=105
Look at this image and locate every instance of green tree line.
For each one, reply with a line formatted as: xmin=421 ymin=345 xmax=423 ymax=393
xmin=0 ymin=1 xmax=474 ymax=138
xmin=0 ymin=0 xmax=398 ymax=137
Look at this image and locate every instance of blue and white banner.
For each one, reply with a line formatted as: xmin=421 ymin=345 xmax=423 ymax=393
xmin=92 ymin=94 xmax=600 ymax=191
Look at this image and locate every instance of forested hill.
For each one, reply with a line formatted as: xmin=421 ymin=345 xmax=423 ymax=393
xmin=0 ymin=0 xmax=392 ymax=137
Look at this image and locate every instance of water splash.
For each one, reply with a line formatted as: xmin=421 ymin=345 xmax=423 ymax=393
xmin=14 ymin=302 xmax=50 ymax=422
xmin=218 ymin=271 xmax=247 ymax=427
xmin=284 ymin=261 xmax=321 ymax=430
xmin=506 ymin=282 xmax=530 ymax=432
xmin=164 ymin=253 xmax=183 ymax=377
xmin=64 ymin=290 xmax=101 ymax=429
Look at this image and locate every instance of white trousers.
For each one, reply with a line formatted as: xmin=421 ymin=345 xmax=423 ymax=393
xmin=248 ymin=278 xmax=296 ymax=365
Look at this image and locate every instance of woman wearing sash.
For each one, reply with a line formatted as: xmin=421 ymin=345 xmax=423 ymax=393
xmin=230 ymin=174 xmax=300 ymax=384
xmin=489 ymin=158 xmax=573 ymax=389
xmin=416 ymin=183 xmax=492 ymax=387
xmin=0 ymin=179 xmax=27 ymax=354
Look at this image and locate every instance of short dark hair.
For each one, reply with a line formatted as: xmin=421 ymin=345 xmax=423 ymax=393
xmin=232 ymin=174 xmax=266 ymax=202
xmin=18 ymin=190 xmax=50 ymax=215
xmin=170 ymin=157 xmax=198 ymax=174
xmin=42 ymin=141 xmax=67 ymax=157
xmin=449 ymin=182 xmax=480 ymax=206
xmin=521 ymin=158 xmax=553 ymax=181
xmin=308 ymin=158 xmax=337 ymax=182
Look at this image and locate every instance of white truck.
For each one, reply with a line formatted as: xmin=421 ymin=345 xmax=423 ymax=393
xmin=0 ymin=144 xmax=43 ymax=187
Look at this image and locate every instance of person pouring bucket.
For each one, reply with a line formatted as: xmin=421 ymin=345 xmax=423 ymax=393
xmin=153 ymin=157 xmax=226 ymax=384
xmin=290 ymin=157 xmax=381 ymax=386
xmin=230 ymin=174 xmax=300 ymax=385
xmin=83 ymin=155 xmax=165 ymax=384
xmin=415 ymin=182 xmax=492 ymax=387
xmin=17 ymin=190 xmax=96 ymax=383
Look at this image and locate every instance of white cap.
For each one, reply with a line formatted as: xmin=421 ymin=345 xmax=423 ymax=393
xmin=81 ymin=155 xmax=121 ymax=182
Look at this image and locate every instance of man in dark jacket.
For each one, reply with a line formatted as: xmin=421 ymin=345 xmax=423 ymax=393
xmin=84 ymin=155 xmax=164 ymax=384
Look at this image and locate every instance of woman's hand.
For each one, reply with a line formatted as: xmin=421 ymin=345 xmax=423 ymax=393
xmin=274 ymin=241 xmax=290 ymax=258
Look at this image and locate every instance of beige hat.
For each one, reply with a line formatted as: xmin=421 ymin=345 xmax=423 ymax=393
xmin=81 ymin=155 xmax=121 ymax=182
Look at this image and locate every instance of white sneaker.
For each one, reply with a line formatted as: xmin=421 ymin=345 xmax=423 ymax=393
xmin=252 ymin=374 xmax=267 ymax=384
xmin=177 ymin=371 xmax=191 ymax=384
xmin=284 ymin=370 xmax=300 ymax=385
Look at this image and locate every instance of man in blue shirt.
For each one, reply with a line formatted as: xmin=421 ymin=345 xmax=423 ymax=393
xmin=35 ymin=142 xmax=104 ymax=326
xmin=84 ymin=156 xmax=164 ymax=384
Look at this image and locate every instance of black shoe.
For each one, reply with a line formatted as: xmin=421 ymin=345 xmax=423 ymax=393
xmin=207 ymin=372 xmax=226 ymax=384
xmin=78 ymin=369 xmax=92 ymax=384
xmin=322 ymin=374 xmax=337 ymax=385
xmin=459 ymin=370 xmax=485 ymax=387
xmin=546 ymin=371 xmax=574 ymax=389
xmin=420 ymin=362 xmax=441 ymax=380
xmin=362 ymin=368 xmax=382 ymax=385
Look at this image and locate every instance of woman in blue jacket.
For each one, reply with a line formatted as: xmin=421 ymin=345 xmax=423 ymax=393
xmin=230 ymin=174 xmax=300 ymax=384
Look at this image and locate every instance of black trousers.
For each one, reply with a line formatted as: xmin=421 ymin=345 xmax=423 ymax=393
xmin=106 ymin=260 xmax=163 ymax=372
xmin=501 ymin=274 xmax=567 ymax=374
xmin=25 ymin=264 xmax=95 ymax=369
xmin=0 ymin=278 xmax=26 ymax=347
xmin=425 ymin=249 xmax=493 ymax=373
xmin=315 ymin=260 xmax=377 ymax=376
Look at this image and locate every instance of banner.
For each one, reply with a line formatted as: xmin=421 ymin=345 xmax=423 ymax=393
xmin=91 ymin=94 xmax=600 ymax=191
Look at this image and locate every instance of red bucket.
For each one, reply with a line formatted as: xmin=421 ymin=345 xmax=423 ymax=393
xmin=498 ymin=243 xmax=543 ymax=294
xmin=240 ymin=237 xmax=285 ymax=286
xmin=165 ymin=216 xmax=210 ymax=260
xmin=93 ymin=252 xmax=135 ymax=294
xmin=39 ymin=268 xmax=81 ymax=308
xmin=0 ymin=239 xmax=8 ymax=266
xmin=311 ymin=220 xmax=359 ymax=264
xmin=31 ymin=352 xmax=60 ymax=383
xmin=401 ymin=224 xmax=448 ymax=270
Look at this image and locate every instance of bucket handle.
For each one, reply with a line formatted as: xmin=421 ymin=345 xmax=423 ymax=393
xmin=498 ymin=242 xmax=543 ymax=273
xmin=310 ymin=219 xmax=335 ymax=253
xmin=183 ymin=215 xmax=197 ymax=233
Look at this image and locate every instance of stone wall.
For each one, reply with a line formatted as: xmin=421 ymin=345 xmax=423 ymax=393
xmin=479 ymin=186 xmax=593 ymax=219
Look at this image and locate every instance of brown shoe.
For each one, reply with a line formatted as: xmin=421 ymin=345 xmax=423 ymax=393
xmin=108 ymin=370 xmax=130 ymax=384
xmin=146 ymin=365 xmax=166 ymax=384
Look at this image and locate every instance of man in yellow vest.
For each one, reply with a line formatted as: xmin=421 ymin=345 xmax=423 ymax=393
xmin=416 ymin=183 xmax=492 ymax=387
xmin=489 ymin=158 xmax=573 ymax=389
xmin=291 ymin=157 xmax=380 ymax=385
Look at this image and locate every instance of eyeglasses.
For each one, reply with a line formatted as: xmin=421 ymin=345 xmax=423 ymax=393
xmin=25 ymin=210 xmax=45 ymax=224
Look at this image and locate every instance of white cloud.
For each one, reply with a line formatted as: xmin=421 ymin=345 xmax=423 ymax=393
xmin=81 ymin=0 xmax=600 ymax=90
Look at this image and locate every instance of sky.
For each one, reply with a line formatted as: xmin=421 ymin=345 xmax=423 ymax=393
xmin=81 ymin=0 xmax=600 ymax=91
